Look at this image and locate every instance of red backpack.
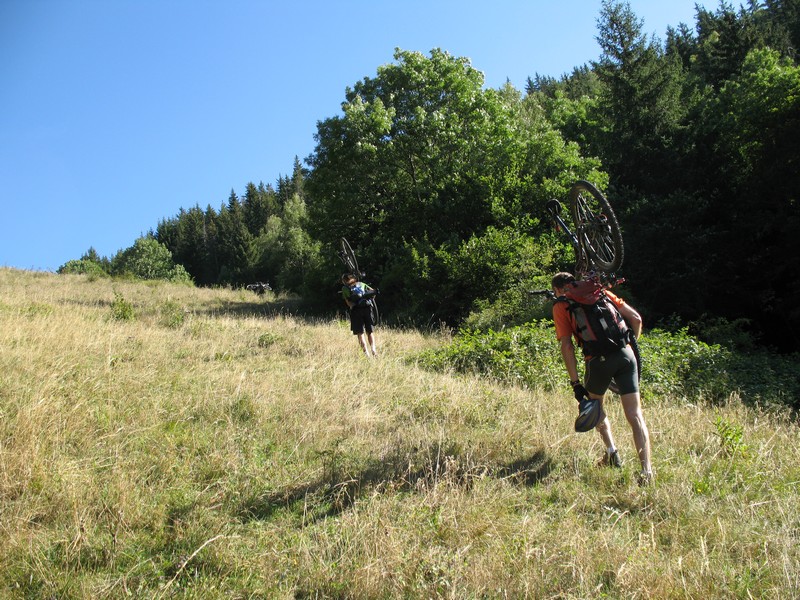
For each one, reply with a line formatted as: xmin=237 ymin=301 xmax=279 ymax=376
xmin=558 ymin=278 xmax=631 ymax=357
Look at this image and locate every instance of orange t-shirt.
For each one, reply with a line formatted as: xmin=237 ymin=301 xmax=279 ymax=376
xmin=553 ymin=290 xmax=627 ymax=357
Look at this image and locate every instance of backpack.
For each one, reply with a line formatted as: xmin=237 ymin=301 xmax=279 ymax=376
xmin=346 ymin=282 xmax=375 ymax=308
xmin=558 ymin=278 xmax=631 ymax=357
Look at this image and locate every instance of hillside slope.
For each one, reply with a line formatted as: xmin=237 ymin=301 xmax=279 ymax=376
xmin=1 ymin=268 xmax=798 ymax=598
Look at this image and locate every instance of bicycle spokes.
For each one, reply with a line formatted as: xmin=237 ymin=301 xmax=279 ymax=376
xmin=568 ymin=181 xmax=624 ymax=275
xmin=339 ymin=237 xmax=360 ymax=276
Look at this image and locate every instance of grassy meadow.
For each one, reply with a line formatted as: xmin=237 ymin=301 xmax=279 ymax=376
xmin=1 ymin=267 xmax=799 ymax=598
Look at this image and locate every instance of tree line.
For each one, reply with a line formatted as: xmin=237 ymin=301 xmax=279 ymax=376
xmin=60 ymin=0 xmax=800 ymax=352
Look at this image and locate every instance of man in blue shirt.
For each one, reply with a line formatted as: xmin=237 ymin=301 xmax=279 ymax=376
xmin=341 ymin=273 xmax=378 ymax=357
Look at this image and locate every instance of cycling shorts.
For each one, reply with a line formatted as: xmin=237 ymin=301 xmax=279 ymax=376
xmin=349 ymin=304 xmax=374 ymax=335
xmin=585 ymin=345 xmax=639 ymax=396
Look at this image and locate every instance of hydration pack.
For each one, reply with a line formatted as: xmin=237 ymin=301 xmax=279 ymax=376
xmin=347 ymin=282 xmax=375 ymax=307
xmin=558 ymin=278 xmax=631 ymax=357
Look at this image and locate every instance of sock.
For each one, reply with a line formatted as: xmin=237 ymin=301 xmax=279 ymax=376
xmin=607 ymin=446 xmax=617 ymax=455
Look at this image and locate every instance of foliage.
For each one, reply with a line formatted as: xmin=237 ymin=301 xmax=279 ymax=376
xmin=307 ymin=48 xmax=508 ymax=251
xmin=416 ymin=321 xmax=565 ymax=391
xmin=682 ymin=47 xmax=800 ymax=349
xmin=158 ymin=300 xmax=186 ymax=328
xmin=58 ymin=247 xmax=111 ymax=279
xmin=380 ymin=226 xmax=567 ymax=326
xmin=592 ymin=0 xmax=686 ymax=195
xmin=595 ymin=1 xmax=800 ymax=351
xmin=110 ymin=292 xmax=135 ymax=321
xmin=58 ymin=0 xmax=800 ymax=351
xmin=57 ymin=258 xmax=108 ymax=278
xmin=306 ymin=48 xmax=603 ymax=324
xmin=110 ymin=237 xmax=193 ymax=284
xmin=253 ymin=194 xmax=323 ymax=292
xmin=715 ymin=416 xmax=749 ymax=457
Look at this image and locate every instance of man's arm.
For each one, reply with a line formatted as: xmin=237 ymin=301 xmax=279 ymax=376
xmin=342 ymin=288 xmax=355 ymax=309
xmin=617 ymin=302 xmax=643 ymax=339
xmin=559 ymin=335 xmax=581 ymax=383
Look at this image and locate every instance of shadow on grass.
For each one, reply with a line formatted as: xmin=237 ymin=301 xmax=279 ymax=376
xmin=194 ymin=296 xmax=332 ymax=324
xmin=237 ymin=446 xmax=553 ymax=524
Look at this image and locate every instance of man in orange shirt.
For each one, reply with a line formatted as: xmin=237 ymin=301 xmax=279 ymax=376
xmin=552 ymin=272 xmax=653 ymax=484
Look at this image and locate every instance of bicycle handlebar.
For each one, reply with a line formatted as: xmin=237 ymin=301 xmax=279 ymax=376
xmin=529 ymin=289 xmax=556 ymax=300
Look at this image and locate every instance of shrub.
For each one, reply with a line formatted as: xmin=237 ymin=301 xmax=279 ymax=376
xmin=417 ymin=321 xmax=564 ymax=390
xmin=111 ymin=237 xmax=193 ymax=284
xmin=57 ymin=259 xmax=108 ymax=278
xmin=159 ymin=300 xmax=186 ymax=328
xmin=110 ymin=293 xmax=135 ymax=321
xmin=419 ymin=323 xmax=800 ymax=408
xmin=639 ymin=329 xmax=800 ymax=407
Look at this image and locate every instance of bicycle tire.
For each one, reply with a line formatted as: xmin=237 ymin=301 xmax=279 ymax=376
xmin=369 ymin=298 xmax=380 ymax=326
xmin=339 ymin=237 xmax=359 ymax=276
xmin=568 ymin=181 xmax=624 ymax=274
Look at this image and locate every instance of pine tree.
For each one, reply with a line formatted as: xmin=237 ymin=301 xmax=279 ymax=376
xmin=593 ymin=0 xmax=685 ymax=195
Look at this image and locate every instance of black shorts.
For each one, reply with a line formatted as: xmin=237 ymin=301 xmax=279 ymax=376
xmin=585 ymin=345 xmax=639 ymax=395
xmin=349 ymin=304 xmax=374 ymax=335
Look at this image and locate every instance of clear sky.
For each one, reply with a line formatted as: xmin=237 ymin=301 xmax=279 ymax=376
xmin=1 ymin=0 xmax=711 ymax=272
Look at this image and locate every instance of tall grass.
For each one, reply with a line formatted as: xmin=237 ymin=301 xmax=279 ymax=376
xmin=1 ymin=267 xmax=798 ymax=598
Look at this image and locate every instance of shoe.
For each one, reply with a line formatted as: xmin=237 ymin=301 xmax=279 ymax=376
xmin=603 ymin=450 xmax=622 ymax=468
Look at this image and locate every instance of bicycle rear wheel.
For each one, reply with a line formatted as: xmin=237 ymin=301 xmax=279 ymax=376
xmin=339 ymin=238 xmax=360 ymax=276
xmin=369 ymin=298 xmax=380 ymax=326
xmin=568 ymin=181 xmax=624 ymax=274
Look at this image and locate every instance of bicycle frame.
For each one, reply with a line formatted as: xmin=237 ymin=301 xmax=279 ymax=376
xmin=546 ymin=198 xmax=592 ymax=278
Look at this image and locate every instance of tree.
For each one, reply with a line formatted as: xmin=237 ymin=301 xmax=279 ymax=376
xmin=592 ymin=0 xmax=686 ymax=196
xmin=698 ymin=48 xmax=800 ymax=347
xmin=215 ymin=193 xmax=254 ymax=285
xmin=254 ymin=194 xmax=322 ymax=292
xmin=307 ymin=49 xmax=511 ymax=255
xmin=305 ymin=48 xmax=604 ymax=323
xmin=156 ymin=206 xmax=219 ymax=286
xmin=765 ymin=0 xmax=800 ymax=57
xmin=57 ymin=247 xmax=111 ymax=276
xmin=242 ymin=182 xmax=279 ymax=237
xmin=110 ymin=237 xmax=192 ymax=283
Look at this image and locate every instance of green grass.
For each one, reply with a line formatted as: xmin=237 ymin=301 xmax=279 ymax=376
xmin=1 ymin=267 xmax=799 ymax=598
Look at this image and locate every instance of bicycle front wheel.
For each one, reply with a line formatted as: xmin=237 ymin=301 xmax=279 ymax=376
xmin=339 ymin=238 xmax=360 ymax=276
xmin=568 ymin=181 xmax=624 ymax=274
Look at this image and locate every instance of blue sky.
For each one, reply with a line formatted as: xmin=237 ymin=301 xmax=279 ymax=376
xmin=1 ymin=0 xmax=709 ymax=272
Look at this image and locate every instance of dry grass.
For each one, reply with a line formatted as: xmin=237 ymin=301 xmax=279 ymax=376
xmin=1 ymin=267 xmax=798 ymax=598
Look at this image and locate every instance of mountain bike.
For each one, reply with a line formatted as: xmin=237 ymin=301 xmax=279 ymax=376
xmin=338 ymin=237 xmax=380 ymax=325
xmin=339 ymin=237 xmax=362 ymax=279
xmin=531 ymin=180 xmax=625 ymax=301
xmin=534 ymin=182 xmax=640 ymax=385
xmin=545 ymin=180 xmax=624 ymax=279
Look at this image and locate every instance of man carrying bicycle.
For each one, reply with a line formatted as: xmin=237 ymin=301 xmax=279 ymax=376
xmin=341 ymin=273 xmax=378 ymax=357
xmin=551 ymin=271 xmax=653 ymax=485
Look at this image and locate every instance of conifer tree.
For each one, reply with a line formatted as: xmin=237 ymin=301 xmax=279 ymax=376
xmin=593 ymin=0 xmax=685 ymax=195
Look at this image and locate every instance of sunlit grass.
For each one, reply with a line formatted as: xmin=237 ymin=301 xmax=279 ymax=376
xmin=1 ymin=267 xmax=798 ymax=598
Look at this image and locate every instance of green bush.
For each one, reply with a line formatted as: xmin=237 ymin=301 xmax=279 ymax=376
xmin=419 ymin=323 xmax=800 ymax=409
xmin=417 ymin=321 xmax=564 ymax=391
xmin=111 ymin=237 xmax=193 ymax=284
xmin=640 ymin=329 xmax=800 ymax=407
xmin=158 ymin=300 xmax=186 ymax=328
xmin=110 ymin=293 xmax=135 ymax=321
xmin=57 ymin=259 xmax=108 ymax=278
